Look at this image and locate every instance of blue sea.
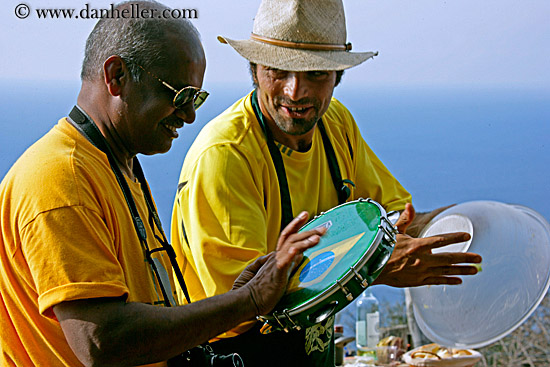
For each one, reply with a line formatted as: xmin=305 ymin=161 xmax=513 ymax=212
xmin=1 ymin=80 xmax=549 ymax=331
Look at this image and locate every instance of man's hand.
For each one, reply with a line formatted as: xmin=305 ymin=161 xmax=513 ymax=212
xmin=376 ymin=203 xmax=482 ymax=287
xmin=233 ymin=211 xmax=326 ymax=315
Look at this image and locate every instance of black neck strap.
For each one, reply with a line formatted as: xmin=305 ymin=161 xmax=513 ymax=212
xmin=251 ymin=91 xmax=294 ymax=230
xmin=250 ymin=90 xmax=354 ymax=231
xmin=68 ymin=106 xmax=192 ymax=306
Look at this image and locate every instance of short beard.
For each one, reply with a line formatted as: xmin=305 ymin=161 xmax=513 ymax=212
xmin=272 ymin=96 xmax=321 ymax=136
xmin=273 ymin=116 xmax=318 ymax=136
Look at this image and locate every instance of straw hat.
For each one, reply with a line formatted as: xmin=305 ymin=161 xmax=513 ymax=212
xmin=218 ymin=0 xmax=377 ymax=71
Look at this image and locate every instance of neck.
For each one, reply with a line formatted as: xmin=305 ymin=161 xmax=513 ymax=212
xmin=76 ymin=83 xmax=136 ymax=180
xmin=266 ymin=119 xmax=316 ymax=152
xmin=256 ymin=96 xmax=316 ymax=153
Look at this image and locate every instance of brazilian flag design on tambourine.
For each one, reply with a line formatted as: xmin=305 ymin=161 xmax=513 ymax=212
xmin=275 ymin=200 xmax=384 ymax=311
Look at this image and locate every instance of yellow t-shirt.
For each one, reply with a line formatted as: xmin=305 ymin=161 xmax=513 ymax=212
xmin=0 ymin=118 xmax=174 ymax=366
xmin=171 ymin=92 xmax=411 ymax=310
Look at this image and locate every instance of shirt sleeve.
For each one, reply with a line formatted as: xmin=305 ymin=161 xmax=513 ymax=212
xmin=176 ymin=143 xmax=269 ymax=298
xmin=21 ymin=205 xmax=129 ymax=317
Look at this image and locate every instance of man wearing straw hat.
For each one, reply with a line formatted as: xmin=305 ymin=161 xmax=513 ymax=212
xmin=172 ymin=0 xmax=482 ymax=365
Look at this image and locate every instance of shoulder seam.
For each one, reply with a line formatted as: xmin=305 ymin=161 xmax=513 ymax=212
xmin=20 ymin=204 xmax=104 ymax=236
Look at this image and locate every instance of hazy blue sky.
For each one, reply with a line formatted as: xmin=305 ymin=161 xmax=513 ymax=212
xmin=1 ymin=0 xmax=549 ymax=88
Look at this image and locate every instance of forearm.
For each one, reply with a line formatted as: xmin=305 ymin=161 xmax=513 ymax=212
xmin=55 ymin=287 xmax=257 ymax=366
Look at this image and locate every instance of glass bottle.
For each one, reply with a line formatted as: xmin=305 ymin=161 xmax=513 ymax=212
xmin=355 ymin=288 xmax=380 ymax=357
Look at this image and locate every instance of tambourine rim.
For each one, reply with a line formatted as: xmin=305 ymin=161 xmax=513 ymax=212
xmin=299 ymin=198 xmax=386 ymax=232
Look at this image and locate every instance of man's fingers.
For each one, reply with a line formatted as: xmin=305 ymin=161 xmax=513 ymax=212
xmin=430 ymin=264 xmax=480 ymax=276
xmin=246 ymin=254 xmax=270 ymax=271
xmin=419 ymin=232 xmax=472 ymax=251
xmin=286 ymin=227 xmax=327 ymax=246
xmin=276 ymin=233 xmax=323 ymax=269
xmin=430 ymin=251 xmax=482 ymax=265
xmin=276 ymin=211 xmax=310 ymax=251
xmin=395 ymin=203 xmax=415 ymax=234
xmin=242 ymin=254 xmax=271 ymax=275
xmin=421 ymin=276 xmax=463 ymax=286
xmin=291 ymin=232 xmax=325 ymax=251
xmin=422 ymin=264 xmax=480 ymax=285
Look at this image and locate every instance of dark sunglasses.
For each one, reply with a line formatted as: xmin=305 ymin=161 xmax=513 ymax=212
xmin=137 ymin=64 xmax=209 ymax=110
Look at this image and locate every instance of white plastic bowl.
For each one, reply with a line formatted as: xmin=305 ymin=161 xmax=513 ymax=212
xmin=409 ymin=201 xmax=550 ymax=348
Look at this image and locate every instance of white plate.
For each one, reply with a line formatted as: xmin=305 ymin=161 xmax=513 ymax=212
xmin=403 ymin=347 xmax=482 ymax=367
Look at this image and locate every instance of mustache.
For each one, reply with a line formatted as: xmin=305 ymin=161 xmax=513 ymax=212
xmin=274 ymin=96 xmax=319 ymax=108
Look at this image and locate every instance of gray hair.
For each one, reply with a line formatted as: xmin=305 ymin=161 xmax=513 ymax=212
xmin=80 ymin=0 xmax=200 ymax=82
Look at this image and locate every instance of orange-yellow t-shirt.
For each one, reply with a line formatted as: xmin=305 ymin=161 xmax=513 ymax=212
xmin=0 ymin=118 xmax=174 ymax=366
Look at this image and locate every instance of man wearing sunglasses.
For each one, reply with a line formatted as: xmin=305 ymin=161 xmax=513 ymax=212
xmin=0 ymin=1 xmax=327 ymax=366
xmin=172 ymin=0 xmax=482 ymax=365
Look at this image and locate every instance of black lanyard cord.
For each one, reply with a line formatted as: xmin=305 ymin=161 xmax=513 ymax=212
xmin=250 ymin=90 xmax=353 ymax=231
xmin=133 ymin=161 xmax=193 ymax=305
xmin=68 ymin=106 xmax=192 ymax=306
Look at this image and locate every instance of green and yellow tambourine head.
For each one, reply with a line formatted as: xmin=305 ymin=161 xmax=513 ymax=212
xmin=258 ymin=198 xmax=397 ymax=334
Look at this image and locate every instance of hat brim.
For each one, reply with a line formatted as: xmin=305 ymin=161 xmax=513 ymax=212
xmin=218 ymin=36 xmax=377 ymax=71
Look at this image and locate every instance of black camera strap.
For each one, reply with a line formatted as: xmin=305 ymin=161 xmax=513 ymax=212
xmin=250 ymin=90 xmax=354 ymax=231
xmin=68 ymin=105 xmax=192 ymax=306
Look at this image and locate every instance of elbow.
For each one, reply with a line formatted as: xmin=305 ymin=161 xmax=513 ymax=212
xmin=54 ymin=298 xmax=133 ymax=366
xmin=76 ymin=343 xmax=136 ymax=367
xmin=67 ymin=330 xmax=120 ymax=367
xmin=70 ymin=325 xmax=157 ymax=367
xmin=59 ymin=320 xmax=124 ymax=366
xmin=76 ymin=352 xmax=104 ymax=367
xmin=82 ymin=346 xmax=113 ymax=367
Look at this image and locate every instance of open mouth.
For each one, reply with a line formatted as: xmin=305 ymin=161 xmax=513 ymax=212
xmin=281 ymin=105 xmax=313 ymax=117
xmin=164 ymin=124 xmax=178 ymax=132
xmin=161 ymin=122 xmax=181 ymax=138
xmin=287 ymin=106 xmax=308 ymax=112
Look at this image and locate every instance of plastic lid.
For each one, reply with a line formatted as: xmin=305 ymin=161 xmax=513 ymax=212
xmin=409 ymin=201 xmax=550 ymax=348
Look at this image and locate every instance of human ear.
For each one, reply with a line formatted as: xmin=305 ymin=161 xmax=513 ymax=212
xmin=103 ymin=55 xmax=126 ymax=97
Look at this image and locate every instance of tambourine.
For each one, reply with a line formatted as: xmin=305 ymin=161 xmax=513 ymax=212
xmin=258 ymin=198 xmax=397 ymax=333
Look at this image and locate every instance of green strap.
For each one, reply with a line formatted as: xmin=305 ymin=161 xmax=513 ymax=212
xmin=317 ymin=120 xmax=356 ymax=204
xmin=251 ymin=91 xmax=294 ymax=230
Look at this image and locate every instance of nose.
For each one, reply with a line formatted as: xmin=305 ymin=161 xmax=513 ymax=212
xmin=174 ymin=102 xmax=196 ymax=124
xmin=283 ymin=72 xmax=308 ymax=101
